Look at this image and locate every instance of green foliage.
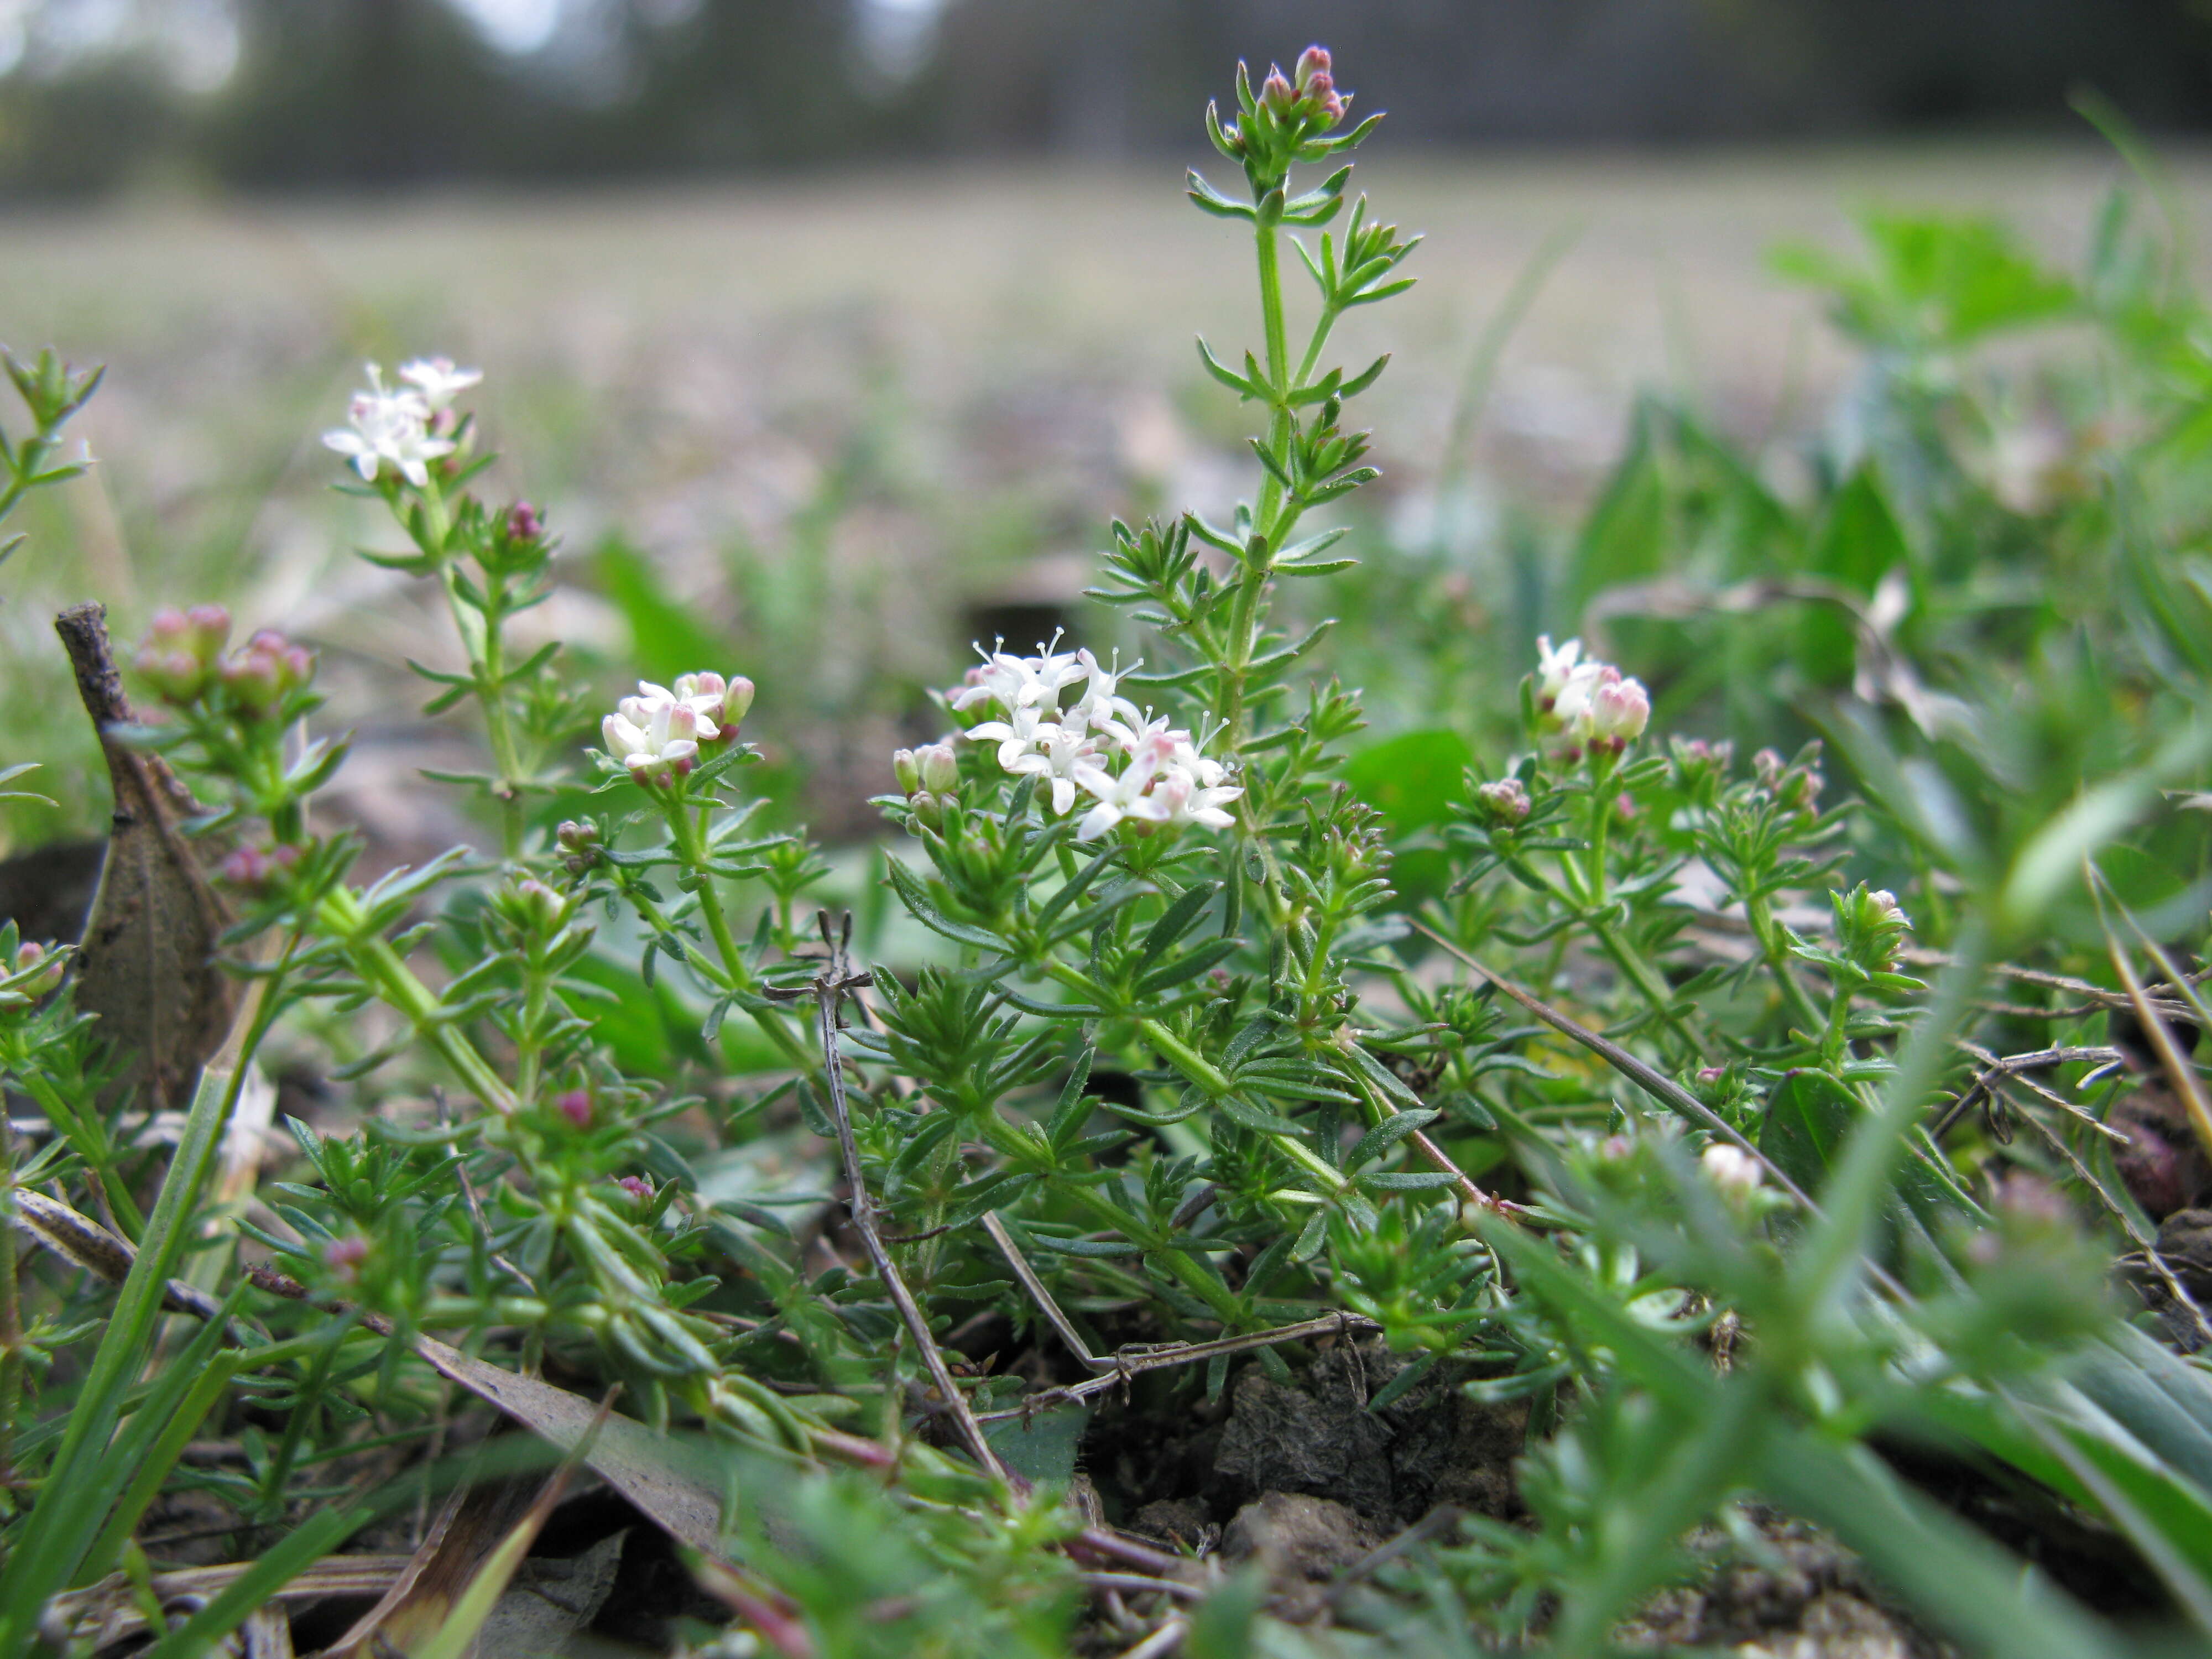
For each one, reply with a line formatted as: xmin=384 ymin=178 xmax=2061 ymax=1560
xmin=8 ymin=50 xmax=2212 ymax=1659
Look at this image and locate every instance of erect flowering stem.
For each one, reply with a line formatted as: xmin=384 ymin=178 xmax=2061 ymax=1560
xmin=316 ymin=885 xmax=515 ymax=1113
xmin=0 ymin=1105 xmax=21 ymax=1491
xmin=419 ymin=477 xmax=528 ymax=858
xmin=1746 ymin=888 xmax=1830 ymax=1044
xmin=660 ymin=797 xmax=820 ymax=1079
xmin=1137 ymin=1016 xmax=1351 ymax=1197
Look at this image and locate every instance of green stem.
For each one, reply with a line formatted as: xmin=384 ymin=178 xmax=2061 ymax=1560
xmin=1290 ymin=304 xmax=1343 ymax=398
xmin=1138 ymin=1017 xmax=1349 ymax=1196
xmin=0 ymin=1102 xmax=20 ymax=1491
xmin=662 ymin=800 xmax=818 ymax=1077
xmin=1251 ymin=209 xmax=1293 ymax=549
xmin=1746 ymin=890 xmax=1829 ymax=1045
xmin=319 ymin=888 xmax=514 ymax=1112
xmin=420 ymin=478 xmax=525 ymax=858
xmin=6 ymin=1057 xmax=143 ymax=1239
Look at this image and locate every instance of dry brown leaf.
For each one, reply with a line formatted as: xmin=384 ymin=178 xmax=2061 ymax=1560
xmin=326 ymin=1457 xmax=552 ymax=1659
xmin=406 ymin=1333 xmax=724 ymax=1559
xmin=40 ymin=1554 xmax=411 ymax=1651
xmin=54 ymin=602 xmax=238 ymax=1112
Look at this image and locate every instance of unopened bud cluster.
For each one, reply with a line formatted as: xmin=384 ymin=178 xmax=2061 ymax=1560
xmin=1753 ymin=744 xmax=1824 ymax=816
xmin=1475 ymin=776 xmax=1531 ymax=825
xmin=1260 ymin=44 xmax=1345 ymax=124
xmin=133 ymin=608 xmax=315 ymax=718
xmin=556 ymin=818 xmax=603 ymax=874
xmin=1 ymin=937 xmax=65 ymax=1007
xmin=1832 ymin=882 xmax=1912 ymax=973
xmin=892 ymin=740 xmax=960 ymax=826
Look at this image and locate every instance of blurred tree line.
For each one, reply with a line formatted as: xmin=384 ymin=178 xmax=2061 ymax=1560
xmin=2 ymin=0 xmax=2209 ymax=197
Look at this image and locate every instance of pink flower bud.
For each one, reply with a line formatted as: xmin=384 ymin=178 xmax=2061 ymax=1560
xmin=324 ymin=1235 xmax=369 ymax=1281
xmin=221 ymin=652 xmax=284 ymax=713
xmin=1477 ymin=778 xmax=1530 ymax=824
xmin=1701 ymin=1142 xmax=1762 ymax=1199
xmin=1294 ymin=45 xmax=1332 ymax=88
xmin=1586 ymin=675 xmax=1650 ymax=747
xmin=218 ymin=843 xmax=299 ymax=897
xmin=722 ymin=675 xmax=755 ymax=727
xmin=1260 ymin=68 xmax=1296 ymax=113
xmin=891 ymin=749 xmax=921 ymax=793
xmin=9 ymin=940 xmax=64 ymax=997
xmin=915 ymin=741 xmax=959 ymax=794
xmin=554 ymin=1089 xmax=593 ymax=1129
xmin=616 ymin=1175 xmax=654 ymax=1203
xmin=507 ymin=500 xmax=543 ymax=541
xmin=135 ymin=647 xmax=208 ymax=706
xmin=184 ymin=605 xmax=232 ymax=656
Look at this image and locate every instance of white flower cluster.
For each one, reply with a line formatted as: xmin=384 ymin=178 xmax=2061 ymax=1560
xmin=1533 ymin=636 xmax=1650 ymax=753
xmin=322 ymin=357 xmax=482 ymax=487
xmin=947 ymin=640 xmax=1241 ymax=840
xmin=600 ymin=671 xmax=754 ymax=786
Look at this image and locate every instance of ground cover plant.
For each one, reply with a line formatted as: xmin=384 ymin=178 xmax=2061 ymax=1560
xmin=3 ymin=44 xmax=2212 ymax=1659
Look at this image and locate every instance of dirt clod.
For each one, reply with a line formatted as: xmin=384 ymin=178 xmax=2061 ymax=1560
xmin=1211 ymin=1344 xmax=1525 ymax=1525
xmin=1619 ymin=1515 xmax=1956 ymax=1658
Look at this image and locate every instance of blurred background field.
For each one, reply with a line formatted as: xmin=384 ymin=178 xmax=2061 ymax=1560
xmin=4 ymin=1 xmax=2211 ymax=872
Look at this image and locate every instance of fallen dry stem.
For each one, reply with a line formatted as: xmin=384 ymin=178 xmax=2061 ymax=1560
xmin=772 ymin=912 xmax=1008 ymax=1484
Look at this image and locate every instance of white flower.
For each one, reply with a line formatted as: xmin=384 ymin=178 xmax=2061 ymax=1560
xmin=322 ymin=363 xmax=452 ymax=487
xmin=950 ymin=639 xmax=1085 ymax=716
xmin=1701 ymin=1142 xmax=1763 ymax=1199
xmin=1147 ymin=763 xmax=1242 ymax=832
xmin=966 ymin=702 xmax=1057 ymax=774
xmin=601 ymin=692 xmax=714 ymax=784
xmin=398 ymin=356 xmax=483 ymax=412
xmin=1535 ymin=635 xmax=1585 ymax=711
xmin=1005 ymin=721 xmax=1103 ymax=815
xmin=1070 ymin=720 xmax=1241 ymax=839
xmin=1065 ymin=648 xmax=1145 ymax=733
xmin=1551 ymin=661 xmax=1613 ymax=732
xmin=1072 ymin=747 xmax=1168 ymax=840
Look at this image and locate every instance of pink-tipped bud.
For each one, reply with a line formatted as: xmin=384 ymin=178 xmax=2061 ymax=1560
xmin=1476 ymin=778 xmax=1530 ymax=825
xmin=218 ymin=843 xmax=300 ymax=897
xmin=1260 ymin=68 xmax=1296 ymax=114
xmin=891 ymin=749 xmax=921 ymax=794
xmin=722 ymin=675 xmax=755 ymax=728
xmin=9 ymin=940 xmax=64 ymax=997
xmin=507 ymin=500 xmax=543 ymax=541
xmin=915 ymin=741 xmax=959 ymax=795
xmin=184 ymin=604 xmax=231 ymax=654
xmin=907 ymin=790 xmax=943 ymax=831
xmin=1294 ymin=45 xmax=1331 ymax=88
xmin=324 ymin=1235 xmax=370 ymax=1281
xmin=1586 ymin=675 xmax=1650 ymax=748
xmin=616 ymin=1175 xmax=654 ymax=1203
xmin=554 ymin=1089 xmax=593 ymax=1130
